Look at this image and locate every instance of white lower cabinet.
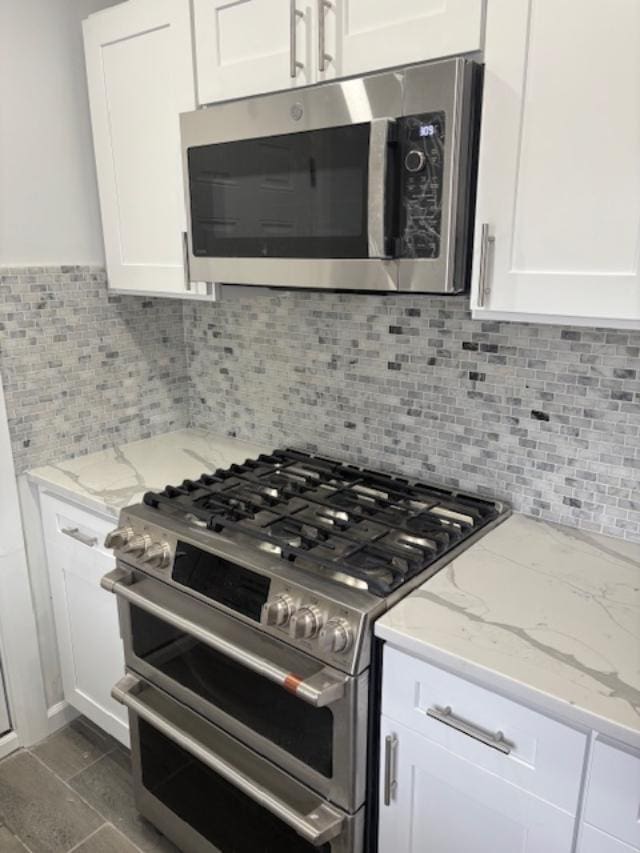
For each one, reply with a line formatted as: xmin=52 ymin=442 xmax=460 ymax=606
xmin=581 ymin=739 xmax=640 ymax=852
xmin=379 ymin=716 xmax=576 ymax=853
xmin=579 ymin=826 xmax=639 ymax=853
xmin=41 ymin=494 xmax=128 ymax=746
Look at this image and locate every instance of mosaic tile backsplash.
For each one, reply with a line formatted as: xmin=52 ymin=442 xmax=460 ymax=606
xmin=0 ymin=266 xmax=188 ymax=473
xmin=185 ymin=288 xmax=640 ymax=542
xmin=1 ymin=267 xmax=638 ymax=540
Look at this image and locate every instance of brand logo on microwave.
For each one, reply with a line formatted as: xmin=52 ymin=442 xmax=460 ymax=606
xmin=290 ymin=103 xmax=304 ymax=121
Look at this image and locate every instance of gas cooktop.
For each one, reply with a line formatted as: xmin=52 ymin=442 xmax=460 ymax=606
xmin=141 ymin=449 xmax=504 ymax=597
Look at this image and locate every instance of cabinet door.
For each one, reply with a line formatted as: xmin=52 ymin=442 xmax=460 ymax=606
xmin=83 ymin=0 xmax=195 ymax=296
xmin=335 ymin=0 xmax=484 ymax=78
xmin=43 ymin=499 xmax=128 ymax=745
xmin=193 ymin=0 xmax=314 ymax=104
xmin=579 ymin=825 xmax=639 ymax=853
xmin=379 ymin=717 xmax=575 ymax=853
xmin=471 ymin=0 xmax=640 ymax=328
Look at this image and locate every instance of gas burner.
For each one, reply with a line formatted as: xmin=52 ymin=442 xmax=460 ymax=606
xmin=142 ymin=448 xmax=504 ymax=596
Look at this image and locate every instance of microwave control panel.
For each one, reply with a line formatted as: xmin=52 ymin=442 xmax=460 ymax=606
xmin=397 ymin=111 xmax=445 ymax=259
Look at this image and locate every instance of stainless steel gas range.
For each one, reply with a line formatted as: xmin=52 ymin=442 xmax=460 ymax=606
xmin=102 ymin=449 xmax=509 ymax=853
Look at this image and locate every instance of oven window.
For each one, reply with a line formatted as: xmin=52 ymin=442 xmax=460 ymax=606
xmin=188 ymin=123 xmax=370 ymax=259
xmin=130 ymin=606 xmax=334 ymax=776
xmin=139 ymin=720 xmax=330 ymax=853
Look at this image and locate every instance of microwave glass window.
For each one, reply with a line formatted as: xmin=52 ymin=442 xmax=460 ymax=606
xmin=188 ymin=123 xmax=370 ymax=258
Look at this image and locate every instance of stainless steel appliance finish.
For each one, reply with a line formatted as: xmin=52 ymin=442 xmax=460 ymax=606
xmin=104 ymin=449 xmax=509 ymax=852
xmin=180 ymin=58 xmax=480 ymax=293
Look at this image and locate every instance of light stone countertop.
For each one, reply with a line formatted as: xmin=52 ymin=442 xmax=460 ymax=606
xmin=376 ymin=514 xmax=640 ymax=746
xmin=28 ymin=428 xmax=268 ymax=519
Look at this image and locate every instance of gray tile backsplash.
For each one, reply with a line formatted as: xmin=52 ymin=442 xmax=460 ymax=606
xmin=184 ymin=288 xmax=640 ymax=542
xmin=1 ymin=267 xmax=638 ymax=540
xmin=0 ymin=266 xmax=188 ymax=473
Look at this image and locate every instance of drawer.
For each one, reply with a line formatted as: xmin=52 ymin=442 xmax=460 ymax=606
xmin=40 ymin=492 xmax=115 ymax=560
xmin=381 ymin=645 xmax=587 ymax=814
xmin=584 ymin=738 xmax=640 ymax=849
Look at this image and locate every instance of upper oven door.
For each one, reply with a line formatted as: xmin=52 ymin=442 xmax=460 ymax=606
xmin=181 ymin=69 xmax=403 ymax=291
xmin=105 ymin=567 xmax=368 ymax=813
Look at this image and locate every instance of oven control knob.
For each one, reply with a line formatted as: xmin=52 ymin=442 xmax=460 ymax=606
xmin=318 ymin=618 xmax=353 ymax=654
xmin=121 ymin=533 xmax=151 ymax=556
xmin=289 ymin=606 xmax=323 ymax=640
xmin=404 ymin=149 xmax=426 ymax=173
xmin=261 ymin=595 xmax=294 ymax=627
xmin=140 ymin=541 xmax=172 ymax=569
xmin=104 ymin=526 xmax=134 ymax=549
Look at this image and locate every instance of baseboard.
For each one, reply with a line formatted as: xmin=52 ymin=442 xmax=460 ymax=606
xmin=0 ymin=731 xmax=20 ymax=761
xmin=47 ymin=700 xmax=78 ymax=735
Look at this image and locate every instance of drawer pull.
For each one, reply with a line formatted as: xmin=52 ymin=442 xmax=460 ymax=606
xmin=383 ymin=734 xmax=398 ymax=806
xmin=426 ymin=705 xmax=512 ymax=755
xmin=62 ymin=527 xmax=98 ymax=548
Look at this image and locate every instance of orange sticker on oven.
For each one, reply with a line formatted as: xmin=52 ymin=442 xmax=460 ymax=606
xmin=283 ymin=674 xmax=303 ymax=693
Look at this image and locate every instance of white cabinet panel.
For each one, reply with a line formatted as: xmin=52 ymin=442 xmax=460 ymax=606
xmin=580 ymin=825 xmax=639 ymax=853
xmin=194 ymin=0 xmax=313 ymax=104
xmin=471 ymin=0 xmax=640 ymax=328
xmin=83 ymin=0 xmax=196 ymax=296
xmin=379 ymin=716 xmax=576 ymax=853
xmin=41 ymin=495 xmax=128 ymax=746
xmin=584 ymin=739 xmax=640 ymax=850
xmin=336 ymin=0 xmax=484 ymax=78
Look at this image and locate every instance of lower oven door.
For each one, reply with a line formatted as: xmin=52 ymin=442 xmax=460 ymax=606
xmin=115 ymin=674 xmax=363 ymax=853
xmin=105 ymin=568 xmax=367 ymax=812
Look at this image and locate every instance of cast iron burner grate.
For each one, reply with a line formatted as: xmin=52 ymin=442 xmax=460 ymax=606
xmin=143 ymin=449 xmax=501 ymax=596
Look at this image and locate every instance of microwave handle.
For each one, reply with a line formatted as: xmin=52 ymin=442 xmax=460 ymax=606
xmin=112 ymin=674 xmax=345 ymax=846
xmin=101 ymin=568 xmax=346 ymax=708
xmin=368 ymin=118 xmax=394 ymax=259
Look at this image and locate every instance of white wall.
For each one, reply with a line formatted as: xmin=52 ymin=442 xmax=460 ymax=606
xmin=0 ymin=0 xmax=121 ymax=266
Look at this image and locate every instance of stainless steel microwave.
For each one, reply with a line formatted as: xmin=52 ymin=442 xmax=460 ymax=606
xmin=180 ymin=57 xmax=481 ymax=293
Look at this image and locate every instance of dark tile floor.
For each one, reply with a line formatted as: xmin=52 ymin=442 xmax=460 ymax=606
xmin=0 ymin=717 xmax=179 ymax=853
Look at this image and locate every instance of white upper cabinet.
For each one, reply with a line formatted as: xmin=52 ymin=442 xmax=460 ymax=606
xmin=193 ymin=0 xmax=314 ymax=104
xmin=84 ymin=0 xmax=211 ymax=298
xmin=193 ymin=0 xmax=484 ymax=104
xmin=335 ymin=0 xmax=484 ymax=78
xmin=471 ymin=0 xmax=640 ymax=328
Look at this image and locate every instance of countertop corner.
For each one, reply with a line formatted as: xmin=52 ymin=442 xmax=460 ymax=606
xmin=375 ymin=514 xmax=640 ymax=746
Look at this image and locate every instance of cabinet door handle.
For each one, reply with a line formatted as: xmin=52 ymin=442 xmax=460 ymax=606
xmin=426 ymin=705 xmax=512 ymax=755
xmin=383 ymin=733 xmax=398 ymax=806
xmin=317 ymin=0 xmax=332 ymax=72
xmin=182 ymin=230 xmax=192 ymax=292
xmin=290 ymin=0 xmax=304 ymax=78
xmin=477 ymin=222 xmax=495 ymax=308
xmin=61 ymin=527 xmax=98 ymax=548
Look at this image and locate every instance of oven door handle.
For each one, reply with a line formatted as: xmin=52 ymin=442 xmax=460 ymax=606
xmin=112 ymin=674 xmax=345 ymax=846
xmin=102 ymin=568 xmax=346 ymax=708
xmin=368 ymin=117 xmax=394 ymax=259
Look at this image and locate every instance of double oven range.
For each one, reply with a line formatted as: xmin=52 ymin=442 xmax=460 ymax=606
xmin=102 ymin=449 xmax=508 ymax=852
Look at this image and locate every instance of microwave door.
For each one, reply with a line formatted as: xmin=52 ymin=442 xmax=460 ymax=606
xmin=184 ymin=121 xmax=399 ymax=291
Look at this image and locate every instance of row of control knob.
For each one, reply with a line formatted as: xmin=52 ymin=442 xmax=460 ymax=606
xmin=261 ymin=595 xmax=353 ymax=655
xmin=104 ymin=527 xmax=171 ymax=569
